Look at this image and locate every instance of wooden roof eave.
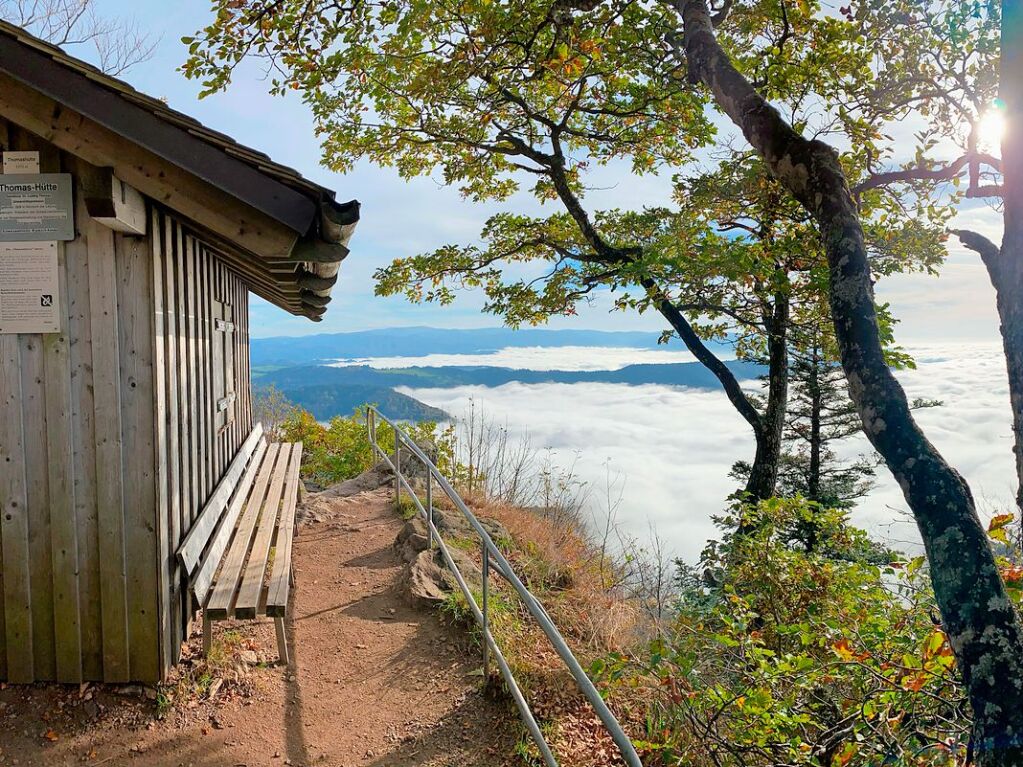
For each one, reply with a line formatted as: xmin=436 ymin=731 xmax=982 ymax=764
xmin=0 ymin=32 xmax=317 ymax=233
xmin=191 ymin=227 xmax=334 ymax=318
xmin=0 ymin=71 xmax=300 ymax=260
xmin=0 ymin=71 xmax=353 ymax=315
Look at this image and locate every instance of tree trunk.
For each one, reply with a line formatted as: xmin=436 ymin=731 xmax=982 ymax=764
xmin=807 ymin=342 xmax=823 ymax=503
xmin=643 ymin=277 xmax=781 ymax=500
xmin=1001 ymin=0 xmax=1023 ymax=512
xmin=676 ymin=1 xmax=1023 ymax=759
xmin=746 ymin=289 xmax=789 ymax=500
xmin=547 ymin=152 xmax=783 ymax=499
xmin=961 ymin=227 xmax=1023 ymax=513
xmin=954 ymin=1 xmax=1023 ymax=512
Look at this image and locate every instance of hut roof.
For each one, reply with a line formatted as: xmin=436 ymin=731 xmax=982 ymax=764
xmin=0 ymin=20 xmax=358 ymax=320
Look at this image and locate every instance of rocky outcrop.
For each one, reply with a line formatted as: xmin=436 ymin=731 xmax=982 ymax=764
xmin=404 ymin=550 xmax=452 ymax=603
xmin=319 ymin=459 xmax=393 ymax=498
xmin=393 ymin=506 xmax=510 ymax=606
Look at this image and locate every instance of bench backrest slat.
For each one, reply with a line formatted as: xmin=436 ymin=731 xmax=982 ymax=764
xmin=190 ymin=438 xmax=269 ymax=607
xmin=266 ymin=442 xmax=303 ymax=616
xmin=205 ymin=443 xmax=282 ymax=618
xmin=234 ymin=443 xmax=294 ymax=619
xmin=177 ymin=422 xmax=264 ymax=575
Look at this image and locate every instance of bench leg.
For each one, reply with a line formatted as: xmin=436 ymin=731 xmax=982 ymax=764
xmin=202 ymin=613 xmax=212 ymax=657
xmin=275 ymin=616 xmax=290 ymax=666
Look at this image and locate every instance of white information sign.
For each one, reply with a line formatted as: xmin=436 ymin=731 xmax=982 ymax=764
xmin=2 ymin=151 xmax=40 ymax=174
xmin=0 ymin=173 xmax=75 ymax=241
xmin=0 ymin=241 xmax=60 ymax=334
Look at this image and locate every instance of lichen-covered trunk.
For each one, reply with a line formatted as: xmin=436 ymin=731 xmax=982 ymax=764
xmin=992 ymin=283 xmax=1023 ymax=511
xmin=677 ymin=0 xmax=1023 ymax=759
xmin=1001 ymin=0 xmax=1023 ymax=512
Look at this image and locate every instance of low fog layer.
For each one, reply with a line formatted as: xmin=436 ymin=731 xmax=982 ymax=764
xmin=397 ymin=343 xmax=1013 ymax=562
xmin=330 ymin=345 xmax=702 ymax=371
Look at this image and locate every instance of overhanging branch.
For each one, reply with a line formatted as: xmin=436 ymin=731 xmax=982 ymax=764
xmin=951 ymin=228 xmax=1002 ymax=279
xmin=852 ymin=152 xmax=1002 ymax=196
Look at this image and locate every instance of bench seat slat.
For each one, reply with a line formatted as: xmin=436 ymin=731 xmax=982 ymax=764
xmin=178 ymin=424 xmax=264 ymax=574
xmin=190 ymin=439 xmax=268 ymax=607
xmin=266 ymin=442 xmax=303 ymax=617
xmin=205 ymin=443 xmax=281 ymax=619
xmin=234 ymin=443 xmax=293 ymax=619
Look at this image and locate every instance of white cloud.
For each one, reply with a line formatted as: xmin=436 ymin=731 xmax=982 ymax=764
xmin=402 ymin=381 xmax=751 ymax=562
xmin=848 ymin=343 xmax=1017 ymax=538
xmin=400 ymin=342 xmax=1017 ymax=563
xmin=330 ymin=345 xmax=703 ymax=371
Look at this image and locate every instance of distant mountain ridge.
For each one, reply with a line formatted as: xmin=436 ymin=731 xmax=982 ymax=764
xmin=258 ymin=360 xmax=763 ymax=394
xmin=270 ymin=383 xmax=449 ymax=422
xmin=251 ymin=326 xmax=732 ymax=366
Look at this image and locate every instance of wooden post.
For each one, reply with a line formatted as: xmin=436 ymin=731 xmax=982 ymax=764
xmin=274 ymin=617 xmax=289 ymax=666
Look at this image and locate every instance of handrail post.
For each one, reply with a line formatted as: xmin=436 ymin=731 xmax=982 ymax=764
xmin=426 ymin=471 xmax=434 ymax=549
xmin=394 ymin=437 xmax=402 ymax=509
xmin=482 ymin=543 xmax=490 ymax=681
xmin=368 ymin=408 xmax=376 ymax=455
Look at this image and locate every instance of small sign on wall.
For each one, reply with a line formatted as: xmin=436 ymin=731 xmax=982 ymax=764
xmin=0 ymin=173 xmax=75 ymax=242
xmin=0 ymin=241 xmax=60 ymax=334
xmin=2 ymin=150 xmax=40 ymax=174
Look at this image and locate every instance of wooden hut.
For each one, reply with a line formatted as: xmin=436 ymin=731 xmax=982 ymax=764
xmin=0 ymin=22 xmax=358 ymax=684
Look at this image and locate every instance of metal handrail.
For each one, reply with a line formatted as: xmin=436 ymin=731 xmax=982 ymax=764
xmin=367 ymin=406 xmax=642 ymax=767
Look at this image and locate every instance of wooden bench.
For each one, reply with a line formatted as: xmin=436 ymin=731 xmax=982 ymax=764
xmin=176 ymin=423 xmax=304 ymax=664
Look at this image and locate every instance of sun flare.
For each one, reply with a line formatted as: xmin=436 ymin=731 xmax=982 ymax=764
xmin=977 ymin=109 xmax=1006 ymax=151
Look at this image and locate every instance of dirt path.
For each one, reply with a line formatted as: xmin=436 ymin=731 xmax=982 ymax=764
xmin=0 ymin=487 xmax=519 ymax=767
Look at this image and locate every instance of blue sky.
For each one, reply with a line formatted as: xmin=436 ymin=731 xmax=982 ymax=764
xmin=82 ymin=1 xmax=1005 ymax=343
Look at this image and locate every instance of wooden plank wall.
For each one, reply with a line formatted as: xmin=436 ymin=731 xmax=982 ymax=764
xmin=0 ymin=122 xmax=161 ymax=682
xmin=151 ymin=209 xmax=252 ymax=663
xmin=0 ymin=123 xmax=254 ymax=683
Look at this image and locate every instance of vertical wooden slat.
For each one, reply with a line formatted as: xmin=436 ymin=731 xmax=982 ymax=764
xmin=20 ymin=332 xmax=54 ymax=680
xmin=237 ymin=282 xmax=246 ymax=434
xmin=205 ymin=256 xmax=213 ymax=487
xmin=227 ymin=276 xmax=236 ymax=452
xmin=0 ymin=118 xmax=11 ymax=681
xmin=88 ymin=213 xmax=130 ymax=683
xmin=225 ymin=303 xmax=236 ymax=449
xmin=0 ymin=360 xmax=7 ymax=682
xmin=174 ymin=226 xmax=191 ymax=542
xmin=185 ymin=237 xmax=200 ymax=517
xmin=62 ymin=155 xmax=101 ymax=681
xmin=200 ymin=248 xmax=213 ymax=496
xmin=214 ymin=265 xmax=225 ymax=478
xmin=150 ymin=209 xmax=173 ymax=678
xmin=0 ymin=335 xmax=32 ymax=682
xmin=9 ymin=125 xmax=54 ymax=681
xmin=242 ymin=291 xmax=252 ymax=433
xmin=191 ymin=242 xmax=206 ymax=506
xmin=173 ymin=227 xmax=191 ymax=644
xmin=233 ymin=277 xmax=243 ymax=449
xmin=45 ymin=239 xmax=83 ymax=683
xmin=118 ymin=227 xmax=161 ymax=681
xmin=162 ymin=216 xmax=183 ymax=656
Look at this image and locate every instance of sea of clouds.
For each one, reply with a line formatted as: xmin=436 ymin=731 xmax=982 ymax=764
xmin=395 ymin=342 xmax=1015 ymax=563
xmin=330 ymin=345 xmax=703 ymax=371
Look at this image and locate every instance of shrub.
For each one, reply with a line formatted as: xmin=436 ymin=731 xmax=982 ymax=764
xmin=595 ymin=498 xmax=977 ymax=767
xmin=280 ymin=405 xmax=450 ymax=488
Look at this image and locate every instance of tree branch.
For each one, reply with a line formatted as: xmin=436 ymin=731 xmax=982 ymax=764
xmin=851 ymin=152 xmax=1002 ymax=196
xmin=951 ymin=228 xmax=1002 ymax=280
